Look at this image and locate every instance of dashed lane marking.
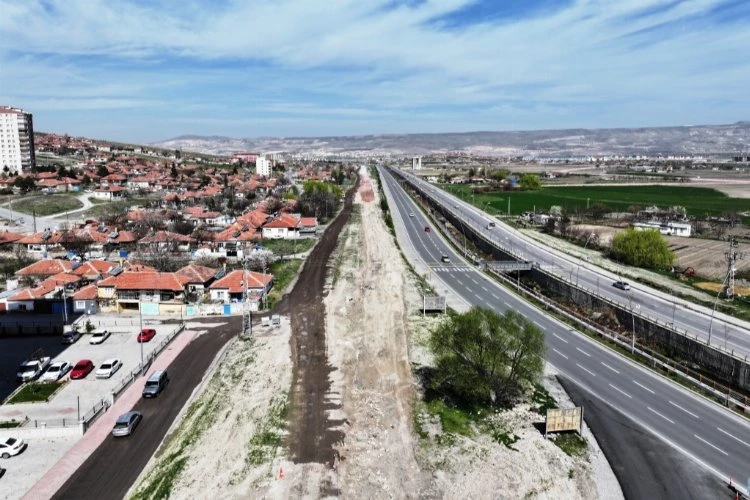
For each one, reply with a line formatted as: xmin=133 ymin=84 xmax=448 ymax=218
xmin=669 ymin=400 xmax=699 ymax=419
xmin=552 ymin=333 xmax=568 ymax=344
xmin=552 ymin=348 xmax=568 ymax=360
xmin=717 ymin=427 xmax=750 ymax=449
xmin=601 ymin=362 xmax=620 ymax=374
xmin=693 ymin=434 xmax=728 ymax=456
xmin=575 ymin=363 xmax=596 ymax=377
xmin=632 ymin=380 xmax=655 ymax=394
xmin=608 ymin=383 xmax=632 ymax=399
xmin=647 ymin=406 xmax=675 ymax=424
xmin=576 ymin=347 xmax=591 ymax=357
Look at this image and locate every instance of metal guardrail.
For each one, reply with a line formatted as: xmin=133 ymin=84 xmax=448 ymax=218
xmin=81 ymin=398 xmax=111 ymax=430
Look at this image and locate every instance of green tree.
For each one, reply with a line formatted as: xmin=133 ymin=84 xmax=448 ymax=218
xmin=429 ymin=307 xmax=545 ymax=407
xmin=490 ymin=169 xmax=510 ymax=182
xmin=13 ymin=176 xmax=36 ymax=193
xmin=96 ymin=165 xmax=110 ymax=178
xmin=518 ymin=173 xmax=541 ymax=191
xmin=610 ymin=228 xmax=675 ymax=270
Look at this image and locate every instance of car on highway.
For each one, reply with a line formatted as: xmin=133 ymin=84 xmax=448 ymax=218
xmin=409 ymin=212 xmax=415 ymax=217
xmin=137 ymin=328 xmax=156 ymax=343
xmin=40 ymin=361 xmax=71 ymax=382
xmin=70 ymin=359 xmax=95 ymax=379
xmin=0 ymin=437 xmax=27 ymax=459
xmin=613 ymin=280 xmax=631 ymax=291
xmin=441 ymin=254 xmax=451 ymax=263
xmin=142 ymin=370 xmax=169 ymax=398
xmin=95 ymin=358 xmax=123 ymax=379
xmin=89 ymin=330 xmax=111 ymax=345
xmin=112 ymin=411 xmax=142 ymax=437
xmin=424 ymin=226 xmax=431 ymax=233
xmin=487 ymin=222 xmax=496 ymax=229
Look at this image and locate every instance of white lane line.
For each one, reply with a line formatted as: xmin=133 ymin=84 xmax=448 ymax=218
xmin=552 ymin=348 xmax=568 ymax=360
xmin=474 ymin=294 xmax=482 ymax=301
xmin=669 ymin=400 xmax=699 ymax=419
xmin=632 ymin=380 xmax=655 ymax=394
xmin=532 ymin=320 xmax=544 ymax=329
xmin=575 ymin=363 xmax=596 ymax=377
xmin=608 ymin=383 xmax=632 ymax=399
xmin=491 ymin=294 xmax=500 ymax=300
xmin=693 ymin=434 xmax=728 ymax=456
xmin=576 ymin=347 xmax=591 ymax=357
xmin=647 ymin=406 xmax=675 ymax=424
xmin=503 ymin=301 xmax=511 ymax=308
xmin=481 ymin=286 xmax=489 ymax=292
xmin=552 ymin=333 xmax=568 ymax=344
xmin=601 ymin=362 xmax=620 ymax=374
xmin=717 ymin=427 xmax=750 ymax=449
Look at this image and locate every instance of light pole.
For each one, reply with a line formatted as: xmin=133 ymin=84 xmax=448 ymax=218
xmin=138 ymin=299 xmax=144 ymax=375
xmin=708 ymin=272 xmax=730 ymax=344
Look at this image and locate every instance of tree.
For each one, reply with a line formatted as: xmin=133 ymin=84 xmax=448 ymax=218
xmin=518 ymin=173 xmax=541 ymax=191
xmin=96 ymin=165 xmax=110 ymax=178
xmin=429 ymin=307 xmax=545 ymax=407
xmin=490 ymin=169 xmax=510 ymax=182
xmin=610 ymin=228 xmax=675 ymax=270
xmin=13 ymin=176 xmax=36 ymax=193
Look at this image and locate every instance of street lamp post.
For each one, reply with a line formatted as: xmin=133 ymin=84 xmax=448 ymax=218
xmin=138 ymin=299 xmax=144 ymax=375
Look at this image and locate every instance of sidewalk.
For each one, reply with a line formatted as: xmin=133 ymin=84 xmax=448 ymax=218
xmin=22 ymin=329 xmax=199 ymax=500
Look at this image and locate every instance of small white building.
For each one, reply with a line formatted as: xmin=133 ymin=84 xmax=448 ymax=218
xmin=633 ymin=221 xmax=692 ymax=237
xmin=256 ymin=156 xmax=271 ymax=177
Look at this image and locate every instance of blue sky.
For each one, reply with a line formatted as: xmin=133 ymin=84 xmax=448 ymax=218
xmin=1 ymin=0 xmax=749 ymax=143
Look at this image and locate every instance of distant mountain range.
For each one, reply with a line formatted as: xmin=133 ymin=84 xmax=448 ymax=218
xmin=153 ymin=122 xmax=750 ymax=157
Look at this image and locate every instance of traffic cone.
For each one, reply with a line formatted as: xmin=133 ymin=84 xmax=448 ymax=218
xmin=279 ymin=466 xmax=284 ymax=480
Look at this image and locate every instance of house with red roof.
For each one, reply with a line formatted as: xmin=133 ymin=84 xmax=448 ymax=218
xmin=208 ymin=269 xmax=273 ymax=305
xmin=175 ymin=264 xmax=219 ymax=299
xmin=96 ymin=270 xmax=186 ymax=313
xmin=261 ymin=213 xmax=302 ymax=240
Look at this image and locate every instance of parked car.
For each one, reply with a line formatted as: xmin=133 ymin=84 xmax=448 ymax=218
xmin=112 ymin=411 xmax=142 ymax=437
xmin=89 ymin=330 xmax=111 ymax=345
xmin=16 ymin=354 xmax=51 ymax=383
xmin=142 ymin=370 xmax=169 ymax=398
xmin=40 ymin=361 xmax=71 ymax=382
xmin=137 ymin=328 xmax=156 ymax=343
xmin=70 ymin=359 xmax=95 ymax=379
xmin=613 ymin=280 xmax=631 ymax=291
xmin=95 ymin=358 xmax=123 ymax=379
xmin=61 ymin=327 xmax=81 ymax=344
xmin=0 ymin=437 xmax=27 ymax=459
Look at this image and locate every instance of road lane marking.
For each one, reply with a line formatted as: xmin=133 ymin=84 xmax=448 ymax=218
xmin=533 ymin=320 xmax=544 ymax=329
xmin=693 ymin=434 xmax=728 ymax=456
xmin=647 ymin=406 xmax=675 ymax=424
xmin=491 ymin=294 xmax=500 ymax=300
xmin=575 ymin=363 xmax=596 ymax=376
xmin=601 ymin=362 xmax=620 ymax=374
xmin=552 ymin=333 xmax=568 ymax=344
xmin=717 ymin=427 xmax=750 ymax=449
xmin=608 ymin=383 xmax=632 ymax=399
xmin=669 ymin=400 xmax=699 ymax=419
xmin=481 ymin=286 xmax=489 ymax=292
xmin=503 ymin=301 xmax=511 ymax=308
xmin=474 ymin=294 xmax=482 ymax=301
xmin=632 ymin=380 xmax=655 ymax=394
xmin=552 ymin=348 xmax=568 ymax=360
xmin=576 ymin=347 xmax=591 ymax=357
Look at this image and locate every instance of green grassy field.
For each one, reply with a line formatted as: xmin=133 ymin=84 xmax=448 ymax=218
xmin=11 ymin=194 xmax=83 ymax=216
xmin=441 ymin=184 xmax=750 ymax=218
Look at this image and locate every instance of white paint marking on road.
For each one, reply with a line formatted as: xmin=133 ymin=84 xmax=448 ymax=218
xmin=503 ymin=301 xmax=511 ymax=308
xmin=576 ymin=347 xmax=591 ymax=357
xmin=481 ymin=286 xmax=489 ymax=292
xmin=717 ymin=427 xmax=750 ymax=449
xmin=575 ymin=363 xmax=596 ymax=377
xmin=552 ymin=333 xmax=568 ymax=344
xmin=552 ymin=348 xmax=568 ymax=360
xmin=601 ymin=362 xmax=620 ymax=374
xmin=455 ymin=279 xmax=464 ymax=286
xmin=608 ymin=383 xmax=632 ymax=399
xmin=491 ymin=294 xmax=500 ymax=300
xmin=474 ymin=294 xmax=482 ymax=301
xmin=532 ymin=320 xmax=544 ymax=329
xmin=632 ymin=380 xmax=655 ymax=394
xmin=669 ymin=400 xmax=699 ymax=419
xmin=693 ymin=434 xmax=728 ymax=456
xmin=647 ymin=406 xmax=675 ymax=424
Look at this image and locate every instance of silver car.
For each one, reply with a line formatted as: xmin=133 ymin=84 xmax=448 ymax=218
xmin=111 ymin=411 xmax=142 ymax=437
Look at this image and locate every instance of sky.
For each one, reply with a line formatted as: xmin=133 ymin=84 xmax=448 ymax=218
xmin=1 ymin=0 xmax=749 ymax=144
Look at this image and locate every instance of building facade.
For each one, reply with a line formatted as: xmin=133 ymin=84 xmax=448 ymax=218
xmin=0 ymin=106 xmax=35 ymax=174
xmin=256 ymin=156 xmax=271 ymax=177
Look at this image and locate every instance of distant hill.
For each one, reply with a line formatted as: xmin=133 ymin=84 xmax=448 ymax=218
xmin=153 ymin=122 xmax=750 ymax=157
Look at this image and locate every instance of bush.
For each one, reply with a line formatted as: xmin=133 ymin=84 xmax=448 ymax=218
xmin=610 ymin=228 xmax=675 ymax=270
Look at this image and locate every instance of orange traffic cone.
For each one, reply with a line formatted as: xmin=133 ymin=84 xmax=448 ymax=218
xmin=279 ymin=466 xmax=284 ymax=480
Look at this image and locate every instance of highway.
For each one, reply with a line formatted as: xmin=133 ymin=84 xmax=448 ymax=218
xmin=392 ymin=169 xmax=750 ymax=360
xmin=379 ymin=166 xmax=750 ymax=492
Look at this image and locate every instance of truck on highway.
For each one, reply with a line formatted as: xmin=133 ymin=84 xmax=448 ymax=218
xmin=16 ymin=349 xmax=51 ymax=383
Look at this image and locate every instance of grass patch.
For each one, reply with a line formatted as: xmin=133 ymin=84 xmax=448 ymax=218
xmin=6 ymin=382 xmax=64 ymax=404
xmin=259 ymin=238 xmax=317 ymax=257
xmin=11 ymin=194 xmax=83 ymax=216
xmin=0 ymin=420 xmax=23 ymax=428
xmin=441 ymin=184 xmax=750 ymax=219
xmin=267 ymin=259 xmax=302 ymax=307
xmin=552 ymin=432 xmax=587 ymax=457
xmin=531 ymin=384 xmax=558 ymax=414
xmin=231 ymin=395 xmax=288 ymax=484
xmin=425 ymin=398 xmax=476 ymax=436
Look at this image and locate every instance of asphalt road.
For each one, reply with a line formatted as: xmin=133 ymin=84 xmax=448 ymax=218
xmin=380 ymin=166 xmax=750 ymax=495
xmin=393 ymin=168 xmax=750 ymax=358
xmin=52 ymin=317 xmax=239 ymax=500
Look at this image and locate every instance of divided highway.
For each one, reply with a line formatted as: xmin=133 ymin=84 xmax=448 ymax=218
xmin=393 ymin=169 xmax=750 ymax=358
xmin=380 ymin=166 xmax=750 ymax=491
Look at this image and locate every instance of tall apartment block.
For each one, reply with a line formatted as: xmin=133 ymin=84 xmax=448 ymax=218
xmin=0 ymin=106 xmax=36 ymax=174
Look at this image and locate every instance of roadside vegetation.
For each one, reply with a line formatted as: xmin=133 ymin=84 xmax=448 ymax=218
xmin=5 ymin=382 xmax=65 ymax=404
xmin=609 ymin=228 xmax=675 ymax=270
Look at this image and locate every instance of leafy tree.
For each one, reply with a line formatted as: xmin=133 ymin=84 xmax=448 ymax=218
xmin=587 ymin=202 xmax=609 ymax=221
xmin=96 ymin=165 xmax=110 ymax=178
xmin=467 ymin=168 xmax=476 ymax=178
xmin=297 ymin=180 xmax=342 ymax=220
xmin=519 ymin=173 xmax=541 ymax=191
xmin=13 ymin=176 xmax=36 ymax=193
xmin=81 ymin=174 xmax=91 ymax=186
xmin=170 ymin=164 xmax=178 ymax=179
xmin=429 ymin=307 xmax=545 ymax=407
xmin=610 ymin=228 xmax=675 ymax=270
xmin=490 ymin=169 xmax=510 ymax=182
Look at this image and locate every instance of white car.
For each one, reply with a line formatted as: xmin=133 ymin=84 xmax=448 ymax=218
xmin=40 ymin=361 xmax=71 ymax=382
xmin=0 ymin=437 xmax=27 ymax=459
xmin=409 ymin=213 xmax=415 ymax=217
xmin=89 ymin=330 xmax=111 ymax=345
xmin=95 ymin=358 xmax=123 ymax=379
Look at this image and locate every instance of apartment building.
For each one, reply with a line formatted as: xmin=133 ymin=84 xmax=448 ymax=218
xmin=0 ymin=106 xmax=35 ymax=173
xmin=255 ymin=155 xmax=271 ymax=177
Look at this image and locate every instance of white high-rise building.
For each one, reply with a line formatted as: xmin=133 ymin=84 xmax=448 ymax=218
xmin=412 ymin=156 xmax=422 ymax=170
xmin=255 ymin=156 xmax=271 ymax=177
xmin=0 ymin=106 xmax=35 ymax=174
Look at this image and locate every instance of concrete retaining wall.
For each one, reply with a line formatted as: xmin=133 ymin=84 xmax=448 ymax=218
xmin=11 ymin=421 xmax=84 ymax=439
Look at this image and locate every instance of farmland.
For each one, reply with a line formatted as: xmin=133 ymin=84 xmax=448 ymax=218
xmin=440 ymin=184 xmax=750 ymax=218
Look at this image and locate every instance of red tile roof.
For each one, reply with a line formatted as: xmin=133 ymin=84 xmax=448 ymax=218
xmin=97 ymin=271 xmax=185 ymax=291
xmin=15 ymin=259 xmax=73 ymax=276
xmin=176 ymin=264 xmax=217 ymax=285
xmin=72 ymin=284 xmax=98 ymax=300
xmin=209 ymin=270 xmax=273 ymax=293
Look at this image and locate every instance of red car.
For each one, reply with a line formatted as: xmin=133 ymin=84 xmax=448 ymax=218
xmin=70 ymin=359 xmax=94 ymax=379
xmin=137 ymin=328 xmax=156 ymax=343
xmin=424 ymin=226 xmax=431 ymax=232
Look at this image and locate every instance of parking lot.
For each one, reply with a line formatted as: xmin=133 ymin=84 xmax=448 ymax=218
xmin=0 ymin=314 xmax=178 ymax=425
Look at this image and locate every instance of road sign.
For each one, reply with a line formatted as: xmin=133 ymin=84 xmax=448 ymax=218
xmin=545 ymin=407 xmax=583 ymax=437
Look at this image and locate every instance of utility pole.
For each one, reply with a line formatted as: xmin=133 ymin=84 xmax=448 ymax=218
xmin=723 ymin=238 xmax=745 ymax=300
xmin=507 ymin=197 xmax=510 ymax=216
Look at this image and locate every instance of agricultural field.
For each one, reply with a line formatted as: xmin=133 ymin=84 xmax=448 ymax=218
xmin=441 ymin=184 xmax=750 ymax=219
